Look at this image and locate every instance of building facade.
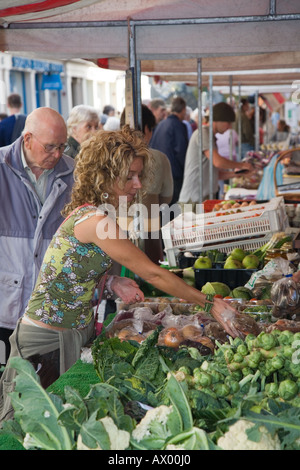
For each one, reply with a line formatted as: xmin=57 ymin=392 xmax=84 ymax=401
xmin=0 ymin=52 xmax=151 ymax=119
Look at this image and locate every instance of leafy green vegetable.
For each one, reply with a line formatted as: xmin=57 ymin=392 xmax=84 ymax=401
xmin=78 ymin=411 xmax=111 ymax=450
xmin=165 ymin=374 xmax=193 ymax=431
xmin=2 ymin=357 xmax=74 ymax=450
xmin=92 ymin=335 xmax=137 ymax=382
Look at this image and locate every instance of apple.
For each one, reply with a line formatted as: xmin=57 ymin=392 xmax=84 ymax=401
xmin=242 ymin=254 xmax=260 ymax=269
xmin=229 ymin=248 xmax=246 ymax=262
xmin=194 ymin=256 xmax=212 ymax=269
xmin=224 ymin=257 xmax=243 ymax=269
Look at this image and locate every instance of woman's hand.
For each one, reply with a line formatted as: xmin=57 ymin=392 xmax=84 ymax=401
xmin=110 ymin=276 xmax=145 ymax=304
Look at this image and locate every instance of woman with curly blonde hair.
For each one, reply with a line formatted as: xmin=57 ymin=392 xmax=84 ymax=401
xmin=0 ymin=126 xmax=239 ymax=423
xmin=62 ymin=125 xmax=151 ymax=214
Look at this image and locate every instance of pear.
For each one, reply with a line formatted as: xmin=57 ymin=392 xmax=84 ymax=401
xmin=229 ymin=248 xmax=246 ymax=262
xmin=242 ymin=254 xmax=260 ymax=269
xmin=224 ymin=257 xmax=243 ymax=269
xmin=194 ymin=256 xmax=212 ymax=269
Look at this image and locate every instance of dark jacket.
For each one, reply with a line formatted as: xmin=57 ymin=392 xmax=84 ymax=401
xmin=64 ymin=136 xmax=81 ymax=159
xmin=0 ymin=114 xmax=26 ymax=147
xmin=150 ymin=114 xmax=188 ymax=181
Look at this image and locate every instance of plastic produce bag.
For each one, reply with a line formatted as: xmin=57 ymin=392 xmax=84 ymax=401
xmin=271 ymin=274 xmax=300 ymax=318
xmin=245 ymin=257 xmax=296 ymax=294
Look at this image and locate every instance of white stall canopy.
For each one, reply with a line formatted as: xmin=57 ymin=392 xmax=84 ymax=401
xmin=1 ymin=1 xmax=299 ymax=205
xmin=0 ymin=0 xmax=300 ymax=88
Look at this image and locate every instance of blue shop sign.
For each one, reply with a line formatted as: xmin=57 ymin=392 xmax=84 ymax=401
xmin=12 ymin=56 xmax=63 ymax=73
xmin=41 ymin=73 xmax=63 ymax=90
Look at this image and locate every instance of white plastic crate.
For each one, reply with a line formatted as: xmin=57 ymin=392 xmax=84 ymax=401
xmin=205 ymin=197 xmax=286 ymax=220
xmin=162 ymin=197 xmax=288 ymax=266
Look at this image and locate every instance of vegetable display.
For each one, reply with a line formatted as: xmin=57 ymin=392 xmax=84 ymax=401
xmin=3 ymin=327 xmax=300 ymax=450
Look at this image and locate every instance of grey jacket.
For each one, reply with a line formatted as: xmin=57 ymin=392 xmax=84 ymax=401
xmin=0 ymin=136 xmax=75 ymax=330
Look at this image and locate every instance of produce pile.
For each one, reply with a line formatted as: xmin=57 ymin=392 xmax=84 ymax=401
xmin=190 ymin=233 xmax=292 ymax=272
xmin=212 ymin=199 xmax=259 ymax=211
xmin=2 ymin=323 xmax=300 ymax=450
xmin=91 ymin=327 xmax=300 ymax=450
xmin=2 ymin=234 xmax=300 ymax=450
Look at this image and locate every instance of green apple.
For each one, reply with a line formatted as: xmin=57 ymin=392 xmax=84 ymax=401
xmin=224 ymin=257 xmax=243 ymax=269
xmin=242 ymin=254 xmax=260 ymax=269
xmin=194 ymin=256 xmax=212 ymax=269
xmin=229 ymin=248 xmax=247 ymax=262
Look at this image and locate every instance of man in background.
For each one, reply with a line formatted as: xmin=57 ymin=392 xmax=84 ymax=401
xmin=0 ymin=93 xmax=27 ymax=147
xmin=120 ymin=105 xmax=173 ymax=264
xmin=0 ymin=107 xmax=74 ymax=363
xmin=233 ymin=98 xmax=255 ymax=159
xmin=148 ymin=98 xmax=167 ymax=124
xmin=150 ymin=96 xmax=188 ymax=205
xmin=179 ymin=102 xmax=253 ymax=207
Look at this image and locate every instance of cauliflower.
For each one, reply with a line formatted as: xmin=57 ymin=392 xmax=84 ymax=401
xmin=77 ymin=416 xmax=130 ymax=450
xmin=131 ymin=405 xmax=173 ymax=443
xmin=217 ymin=419 xmax=281 ymax=450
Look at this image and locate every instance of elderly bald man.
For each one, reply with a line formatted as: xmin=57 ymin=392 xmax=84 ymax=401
xmin=0 ymin=107 xmax=74 ymax=364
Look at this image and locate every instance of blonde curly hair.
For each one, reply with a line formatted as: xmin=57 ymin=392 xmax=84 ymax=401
xmin=62 ymin=125 xmax=152 ymax=217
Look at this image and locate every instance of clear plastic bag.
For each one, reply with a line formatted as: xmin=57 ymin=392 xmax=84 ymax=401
xmin=271 ymin=274 xmax=300 ymax=318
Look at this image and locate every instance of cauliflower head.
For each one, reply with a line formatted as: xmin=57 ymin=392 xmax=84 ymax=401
xmin=217 ymin=419 xmax=281 ymax=450
xmin=131 ymin=405 xmax=173 ymax=443
xmin=77 ymin=416 xmax=130 ymax=450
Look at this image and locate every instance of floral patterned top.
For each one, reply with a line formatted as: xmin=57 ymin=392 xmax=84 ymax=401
xmin=25 ymin=205 xmax=112 ymax=329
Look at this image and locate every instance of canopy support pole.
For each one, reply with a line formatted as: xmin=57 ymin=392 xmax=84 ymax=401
xmin=197 ymin=58 xmax=203 ymax=203
xmin=255 ymin=89 xmax=260 ymax=151
xmin=209 ymin=74 xmax=214 ymax=199
xmin=238 ymin=83 xmax=242 ymax=161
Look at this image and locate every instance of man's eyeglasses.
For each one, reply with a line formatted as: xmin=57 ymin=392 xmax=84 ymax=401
xmin=31 ymin=133 xmax=67 ymax=154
